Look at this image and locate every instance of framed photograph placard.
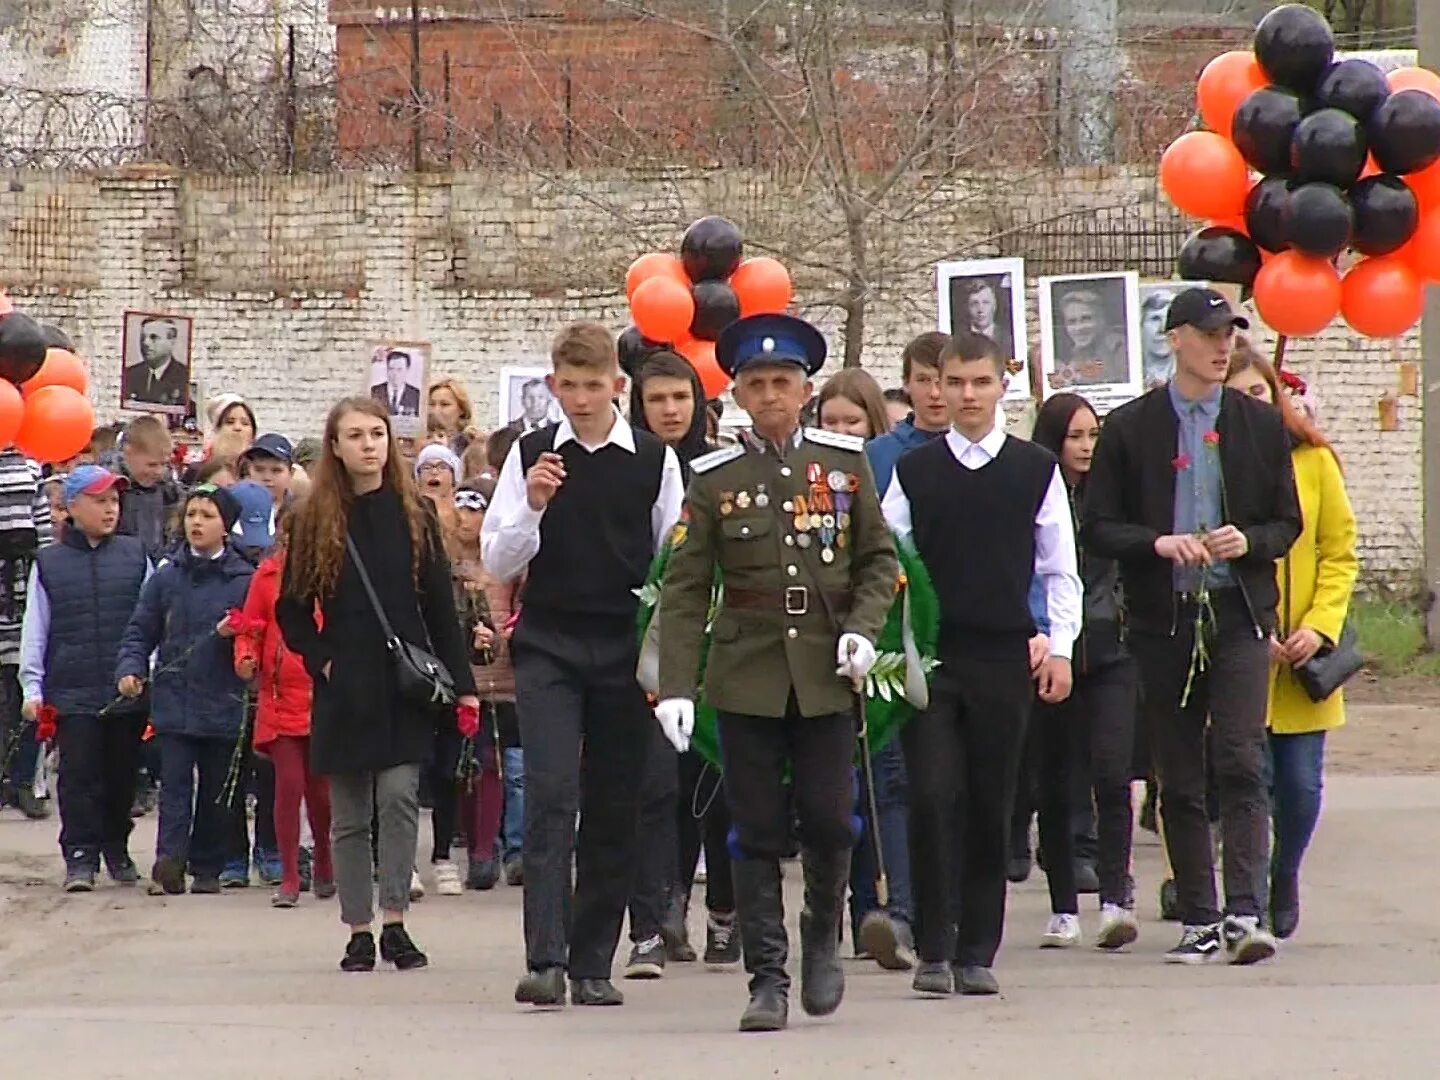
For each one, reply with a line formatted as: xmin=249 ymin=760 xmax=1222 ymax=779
xmin=498 ymin=366 xmax=562 ymax=433
xmin=1038 ymin=271 xmax=1143 ymax=415
xmin=936 ymin=258 xmax=1029 ymax=401
xmin=367 ymin=342 xmax=430 ymax=436
xmin=121 ymin=311 xmax=193 ymax=416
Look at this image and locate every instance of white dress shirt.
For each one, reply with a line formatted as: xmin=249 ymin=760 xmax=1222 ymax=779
xmin=881 ymin=424 xmax=1083 ymax=660
xmin=481 ymin=406 xmax=684 ymax=584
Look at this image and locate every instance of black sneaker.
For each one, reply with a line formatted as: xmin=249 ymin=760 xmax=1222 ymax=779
xmin=16 ymin=788 xmax=50 ymax=820
xmin=379 ymin=923 xmax=429 ymax=970
xmin=190 ymin=875 xmax=222 ymax=894
xmin=466 ymin=858 xmax=500 ymax=891
xmin=1222 ymin=915 xmax=1278 ymax=966
xmin=503 ymin=855 xmax=523 ymax=887
xmin=704 ymin=914 xmax=741 ymax=967
xmin=63 ymin=866 xmax=95 ymax=893
xmin=623 ymin=935 xmax=666 ymax=979
xmin=102 ymin=848 xmax=140 ymax=885
xmin=1163 ymin=923 xmax=1224 ymax=965
xmin=341 ymin=930 xmax=376 ymax=972
xmin=150 ymin=855 xmax=186 ymax=896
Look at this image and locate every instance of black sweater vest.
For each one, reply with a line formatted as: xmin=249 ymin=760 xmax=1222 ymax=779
xmin=519 ymin=424 xmax=664 ymax=620
xmin=895 ymin=435 xmax=1056 ymax=656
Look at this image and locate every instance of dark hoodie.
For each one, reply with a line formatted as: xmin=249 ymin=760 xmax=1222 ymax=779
xmin=628 ymin=359 xmax=710 ymax=478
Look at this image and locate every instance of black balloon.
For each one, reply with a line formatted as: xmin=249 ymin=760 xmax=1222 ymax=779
xmin=1350 ymin=175 xmax=1420 ymax=256
xmin=1368 ymin=90 xmax=1440 ymax=176
xmin=689 ymin=280 xmax=741 ymax=342
xmin=1282 ymin=182 xmax=1353 ymax=258
xmin=680 ymin=216 xmax=743 ymax=282
xmin=1291 ymin=108 xmax=1367 ymax=188
xmin=1254 ymin=4 xmax=1335 ymax=95
xmin=0 ymin=312 xmax=47 ymax=385
xmin=1315 ymin=59 xmax=1390 ymax=123
xmin=1233 ymin=87 xmax=1305 ymax=176
xmin=1177 ymin=227 xmax=1263 ymax=287
xmin=39 ymin=323 xmax=74 ymax=352
xmin=1245 ymin=176 xmax=1291 ymax=253
xmin=618 ymin=324 xmax=663 ymax=379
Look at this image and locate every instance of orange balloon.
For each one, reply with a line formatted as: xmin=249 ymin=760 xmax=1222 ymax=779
xmin=22 ymin=348 xmax=88 ymax=396
xmin=1209 ymin=215 xmax=1248 ymax=234
xmin=1160 ymin=131 xmax=1250 ymax=221
xmin=1402 ymin=209 xmax=1440 ymax=281
xmin=676 ymin=337 xmax=730 ymax=400
xmin=15 ymin=385 xmax=93 ymax=464
xmin=1388 ymin=66 xmax=1440 ymax=101
xmin=1360 ymin=153 xmax=1382 ymax=180
xmin=1406 ymin=160 xmax=1440 ymax=215
xmin=729 ymin=257 xmax=793 ymax=317
xmin=1252 ymin=251 xmax=1342 ymax=337
xmin=630 ymin=274 xmax=695 ymax=344
xmin=625 ymin=252 xmax=688 ymax=301
xmin=1197 ymin=51 xmax=1267 ymax=136
xmin=1340 ymin=257 xmax=1425 ymax=338
xmin=0 ymin=380 xmax=23 ymax=448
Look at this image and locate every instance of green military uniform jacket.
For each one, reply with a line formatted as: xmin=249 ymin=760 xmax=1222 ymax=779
xmin=657 ymin=427 xmax=899 ymax=719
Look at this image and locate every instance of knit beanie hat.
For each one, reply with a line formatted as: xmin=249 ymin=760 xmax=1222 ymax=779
xmin=415 ymin=442 xmax=461 ymax=480
xmin=205 ymin=393 xmax=257 ymax=435
xmin=185 ymin=483 xmax=241 ymax=533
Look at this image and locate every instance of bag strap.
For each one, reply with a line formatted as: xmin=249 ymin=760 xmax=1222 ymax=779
xmin=345 ymin=534 xmax=399 ymax=643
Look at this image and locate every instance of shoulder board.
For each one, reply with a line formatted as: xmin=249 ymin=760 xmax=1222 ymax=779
xmin=690 ymin=445 xmax=747 ymax=474
xmin=803 ymin=427 xmax=865 ymax=453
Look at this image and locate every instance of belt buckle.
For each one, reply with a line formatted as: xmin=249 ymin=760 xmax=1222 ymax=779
xmin=784 ymin=586 xmax=809 ymax=617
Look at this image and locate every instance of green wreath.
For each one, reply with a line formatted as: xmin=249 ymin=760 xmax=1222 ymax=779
xmin=636 ymin=534 xmax=939 ymax=770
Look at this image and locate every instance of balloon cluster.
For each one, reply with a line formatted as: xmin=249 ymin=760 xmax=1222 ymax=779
xmin=620 ymin=216 xmax=794 ymax=398
xmin=1162 ymin=4 xmax=1440 ymax=338
xmin=0 ymin=296 xmax=95 ymax=463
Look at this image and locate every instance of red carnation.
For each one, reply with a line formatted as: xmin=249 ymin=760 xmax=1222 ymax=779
xmin=1172 ymin=454 xmax=1191 ymax=471
xmin=1203 ymin=430 xmax=1221 ymax=446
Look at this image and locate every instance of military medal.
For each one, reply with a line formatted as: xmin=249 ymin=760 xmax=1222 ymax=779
xmin=821 ymin=547 xmax=835 ymax=564
xmin=736 ymin=490 xmax=752 ymax=510
xmin=797 ymin=533 xmax=812 ymax=549
xmin=793 ymin=495 xmax=809 ymax=531
xmin=827 ymin=469 xmax=847 ymax=493
xmin=720 ymin=492 xmax=734 ymax=516
xmin=755 ymin=484 xmax=770 ymax=509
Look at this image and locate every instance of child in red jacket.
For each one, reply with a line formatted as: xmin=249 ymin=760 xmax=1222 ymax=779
xmin=235 ymin=517 xmax=334 ymax=908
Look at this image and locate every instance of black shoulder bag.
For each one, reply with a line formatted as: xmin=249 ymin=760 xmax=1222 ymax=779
xmin=345 ymin=534 xmax=457 ymax=710
xmin=1284 ymin=554 xmax=1362 ymax=703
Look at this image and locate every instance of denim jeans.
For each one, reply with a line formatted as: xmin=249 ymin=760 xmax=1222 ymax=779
xmin=156 ymin=734 xmax=232 ymax=878
xmin=502 ymin=747 xmax=525 ymax=861
xmin=1260 ymin=730 xmax=1327 ymax=906
xmin=849 ymin=739 xmax=912 ymax=934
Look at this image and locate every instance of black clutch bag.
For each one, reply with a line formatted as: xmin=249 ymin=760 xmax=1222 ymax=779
xmin=1294 ymin=621 xmax=1362 ymax=703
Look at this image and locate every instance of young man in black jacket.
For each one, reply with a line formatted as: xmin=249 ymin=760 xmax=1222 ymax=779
xmin=1082 ymin=288 xmax=1301 ymax=966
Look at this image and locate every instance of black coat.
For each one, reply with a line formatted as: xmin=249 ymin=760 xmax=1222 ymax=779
xmin=1081 ymin=385 xmax=1301 ymax=637
xmin=276 ymin=487 xmax=476 ymax=775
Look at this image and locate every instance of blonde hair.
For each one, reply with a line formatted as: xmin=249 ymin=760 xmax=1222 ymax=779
xmin=427 ymin=377 xmax=474 ymax=431
xmin=551 ymin=321 xmax=617 ymax=374
xmin=124 ymin=414 xmax=173 ymax=456
xmin=817 ymin=369 xmax=892 ymax=439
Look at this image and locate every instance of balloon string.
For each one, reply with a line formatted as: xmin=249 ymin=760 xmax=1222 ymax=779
xmin=1272 ymin=334 xmax=1288 ymax=373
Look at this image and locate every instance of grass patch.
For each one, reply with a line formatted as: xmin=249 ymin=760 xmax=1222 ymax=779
xmin=1352 ymin=598 xmax=1440 ymax=679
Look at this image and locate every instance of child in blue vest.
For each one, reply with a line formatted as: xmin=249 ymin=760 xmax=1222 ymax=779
xmin=19 ymin=466 xmax=151 ymax=892
xmin=116 ymin=484 xmax=254 ymax=895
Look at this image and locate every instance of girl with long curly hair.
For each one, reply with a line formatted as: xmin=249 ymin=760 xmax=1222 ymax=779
xmin=277 ymin=397 xmax=477 ymax=973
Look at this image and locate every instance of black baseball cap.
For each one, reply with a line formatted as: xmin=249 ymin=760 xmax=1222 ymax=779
xmin=1164 ymin=287 xmax=1251 ymax=333
xmin=239 ymin=433 xmax=294 ymax=465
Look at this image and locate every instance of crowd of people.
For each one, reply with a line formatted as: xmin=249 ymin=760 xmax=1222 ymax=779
xmin=0 ymin=287 xmax=1358 ymax=1030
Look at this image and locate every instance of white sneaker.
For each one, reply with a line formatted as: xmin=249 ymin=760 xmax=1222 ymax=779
xmin=433 ymin=860 xmax=463 ymax=896
xmin=409 ymin=867 xmax=426 ymax=901
xmin=1040 ymin=913 xmax=1081 ymax=948
xmin=1095 ymin=903 xmax=1140 ymax=951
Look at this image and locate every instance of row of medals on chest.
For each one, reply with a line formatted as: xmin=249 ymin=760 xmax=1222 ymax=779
xmin=719 ymin=464 xmax=860 ymax=564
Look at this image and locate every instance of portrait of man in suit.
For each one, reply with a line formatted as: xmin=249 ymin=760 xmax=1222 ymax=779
xmin=121 ymin=312 xmax=193 ymax=414
xmin=370 ymin=347 xmax=423 ymax=418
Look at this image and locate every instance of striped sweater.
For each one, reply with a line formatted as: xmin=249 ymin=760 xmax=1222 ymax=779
xmin=0 ymin=452 xmax=53 ymax=667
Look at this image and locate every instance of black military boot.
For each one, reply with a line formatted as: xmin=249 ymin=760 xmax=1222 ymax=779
xmin=733 ymin=858 xmax=789 ymax=1033
xmin=799 ymin=846 xmax=849 ymax=1017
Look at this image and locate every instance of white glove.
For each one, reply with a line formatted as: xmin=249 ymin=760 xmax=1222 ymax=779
xmin=836 ymin=633 xmax=877 ymax=682
xmin=654 ymin=698 xmax=695 ymax=753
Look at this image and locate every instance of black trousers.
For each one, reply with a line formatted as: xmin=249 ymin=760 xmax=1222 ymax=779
xmin=628 ymin=721 xmax=679 ymax=943
xmin=717 ymin=699 xmax=855 ymax=861
xmin=428 ymin=723 xmax=463 ymax=862
xmin=677 ymin=749 xmax=734 ymax=914
xmin=225 ymin=749 xmax=276 ymax=865
xmin=1130 ymin=591 xmax=1270 ymax=925
xmin=56 ymin=712 xmax=148 ymax=866
xmin=513 ymin=614 xmax=649 ymax=980
xmin=1079 ymin=659 xmax=1141 ymax=908
xmin=902 ymin=650 xmax=1032 ymax=968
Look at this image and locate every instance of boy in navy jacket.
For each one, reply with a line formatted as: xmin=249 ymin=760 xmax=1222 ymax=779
xmin=116 ymin=484 xmax=254 ymax=896
xmin=20 ymin=467 xmax=151 ymax=891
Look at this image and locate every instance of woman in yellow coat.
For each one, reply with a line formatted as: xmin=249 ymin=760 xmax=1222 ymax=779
xmin=1227 ymin=344 xmax=1357 ymax=941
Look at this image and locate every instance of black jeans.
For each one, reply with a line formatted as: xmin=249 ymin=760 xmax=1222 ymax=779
xmin=628 ymin=721 xmax=679 ymax=943
xmin=1027 ymin=695 xmax=1083 ymax=916
xmin=902 ymin=649 xmax=1032 ymax=968
xmin=428 ymin=723 xmax=463 ymax=862
xmin=56 ymin=712 xmax=148 ymax=866
xmin=513 ymin=613 xmax=649 ymax=980
xmin=1078 ymin=659 xmax=1141 ymax=908
xmin=1130 ymin=591 xmax=1270 ymax=925
xmin=677 ymin=749 xmax=734 ymax=914
xmin=717 ymin=700 xmax=855 ymax=860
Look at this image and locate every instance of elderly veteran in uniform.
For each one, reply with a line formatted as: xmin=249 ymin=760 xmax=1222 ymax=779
xmin=654 ymin=313 xmax=898 ymax=1033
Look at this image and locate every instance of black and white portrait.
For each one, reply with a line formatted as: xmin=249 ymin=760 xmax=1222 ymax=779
xmin=936 ymin=258 xmax=1028 ymax=400
xmin=1038 ymin=272 xmax=1142 ymax=415
xmin=121 ymin=311 xmax=193 ymax=415
xmin=369 ymin=343 xmax=429 ymax=434
xmin=1137 ymin=283 xmax=1193 ymax=389
xmin=499 ymin=367 xmax=561 ymax=433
